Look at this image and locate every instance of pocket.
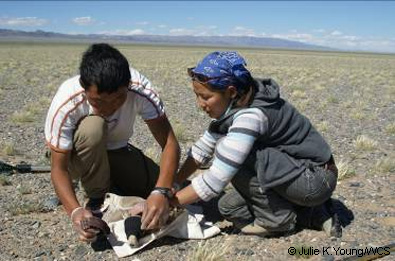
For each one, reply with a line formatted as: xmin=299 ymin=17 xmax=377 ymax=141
xmin=303 ymin=168 xmax=333 ymax=207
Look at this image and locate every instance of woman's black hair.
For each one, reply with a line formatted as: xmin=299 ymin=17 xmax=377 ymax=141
xmin=79 ymin=43 xmax=131 ymax=93
xmin=230 ymin=69 xmax=255 ymax=99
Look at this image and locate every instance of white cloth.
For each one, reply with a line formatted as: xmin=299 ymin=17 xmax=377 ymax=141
xmin=101 ymin=193 xmax=221 ymax=258
xmin=44 ymin=68 xmax=164 ymax=152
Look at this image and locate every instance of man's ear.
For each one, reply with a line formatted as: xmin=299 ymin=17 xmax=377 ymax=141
xmin=227 ymin=86 xmax=238 ymax=99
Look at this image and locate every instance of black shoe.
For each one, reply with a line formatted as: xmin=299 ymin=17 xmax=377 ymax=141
xmin=323 ymin=199 xmax=342 ymax=238
xmin=295 ymin=198 xmax=342 ymax=238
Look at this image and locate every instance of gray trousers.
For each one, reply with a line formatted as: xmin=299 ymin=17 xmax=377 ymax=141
xmin=69 ymin=116 xmax=159 ymax=199
xmin=218 ymin=163 xmax=337 ymax=232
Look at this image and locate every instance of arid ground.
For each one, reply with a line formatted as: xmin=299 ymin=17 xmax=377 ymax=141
xmin=0 ymin=43 xmax=394 ymax=260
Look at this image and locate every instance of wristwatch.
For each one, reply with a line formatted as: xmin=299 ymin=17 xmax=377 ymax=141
xmin=150 ymin=187 xmax=174 ymax=199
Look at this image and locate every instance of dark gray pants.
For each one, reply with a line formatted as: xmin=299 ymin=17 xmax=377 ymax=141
xmin=218 ymin=163 xmax=337 ymax=232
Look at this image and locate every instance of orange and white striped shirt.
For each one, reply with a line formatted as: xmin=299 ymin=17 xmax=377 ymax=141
xmin=44 ymin=67 xmax=164 ymax=153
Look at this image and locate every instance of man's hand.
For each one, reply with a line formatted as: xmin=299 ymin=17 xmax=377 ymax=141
xmin=141 ymin=193 xmax=170 ymax=230
xmin=71 ymin=207 xmax=100 ymax=242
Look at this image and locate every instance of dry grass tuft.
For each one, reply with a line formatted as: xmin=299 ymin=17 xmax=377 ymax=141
xmin=316 ymin=121 xmax=329 ymax=133
xmin=10 ymin=111 xmax=35 ymax=123
xmin=2 ymin=142 xmax=16 ymax=156
xmin=337 ymin=160 xmax=356 ymax=180
xmin=0 ymin=175 xmax=11 ymax=186
xmin=187 ymin=240 xmax=229 ymax=261
xmin=172 ymin=122 xmax=189 ymax=143
xmin=294 ymin=100 xmax=308 ymax=112
xmin=374 ymin=156 xmax=395 ymax=173
xmin=350 ymin=110 xmax=366 ymax=120
xmin=7 ymin=201 xmax=41 ymax=215
xmin=385 ymin=123 xmax=395 ymax=135
xmin=17 ymin=184 xmax=32 ymax=195
xmin=292 ymin=90 xmax=307 ymax=99
xmin=144 ymin=146 xmax=160 ymax=164
xmin=354 ymin=135 xmax=377 ymax=151
xmin=326 ymin=95 xmax=339 ymax=104
xmin=10 ymin=102 xmax=42 ymax=124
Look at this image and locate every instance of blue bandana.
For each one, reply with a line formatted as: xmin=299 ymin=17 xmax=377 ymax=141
xmin=192 ymin=51 xmax=252 ymax=91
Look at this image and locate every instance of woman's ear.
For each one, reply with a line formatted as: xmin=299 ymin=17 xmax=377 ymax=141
xmin=227 ymin=86 xmax=238 ymax=99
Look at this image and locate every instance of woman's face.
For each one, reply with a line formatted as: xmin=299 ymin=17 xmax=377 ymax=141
xmin=192 ymin=81 xmax=236 ymax=119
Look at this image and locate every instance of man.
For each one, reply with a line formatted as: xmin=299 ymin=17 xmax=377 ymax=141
xmin=45 ymin=43 xmax=180 ymax=242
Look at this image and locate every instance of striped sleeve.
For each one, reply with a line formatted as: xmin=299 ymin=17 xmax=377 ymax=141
xmin=188 ymin=130 xmax=219 ymax=166
xmin=129 ymin=69 xmax=165 ymax=120
xmin=191 ymin=108 xmax=269 ymax=201
xmin=44 ymin=82 xmax=87 ymax=152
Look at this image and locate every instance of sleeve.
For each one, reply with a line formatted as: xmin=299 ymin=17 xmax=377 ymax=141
xmin=191 ymin=108 xmax=269 ymax=201
xmin=44 ymin=81 xmax=86 ymax=152
xmin=131 ymin=69 xmax=165 ymax=120
xmin=187 ymin=130 xmax=219 ymax=166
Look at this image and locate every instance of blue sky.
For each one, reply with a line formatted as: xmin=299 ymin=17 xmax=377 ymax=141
xmin=1 ymin=1 xmax=394 ymax=53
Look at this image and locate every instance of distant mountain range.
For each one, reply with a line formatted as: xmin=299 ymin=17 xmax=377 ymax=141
xmin=0 ymin=28 xmax=334 ymax=51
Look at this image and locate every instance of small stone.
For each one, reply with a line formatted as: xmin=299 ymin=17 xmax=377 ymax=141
xmin=58 ymin=245 xmax=67 ymax=252
xmin=235 ymin=248 xmax=255 ymax=256
xmin=369 ymin=223 xmax=379 ymax=229
xmin=35 ymin=251 xmax=46 ymax=257
xmin=32 ymin=221 xmax=41 ymax=229
xmin=349 ymin=182 xmax=362 ymax=187
xmin=38 ymin=232 xmax=49 ymax=238
xmin=42 ymin=196 xmax=61 ymax=211
xmin=322 ymin=255 xmax=335 ymax=261
xmin=75 ymin=245 xmax=88 ymax=257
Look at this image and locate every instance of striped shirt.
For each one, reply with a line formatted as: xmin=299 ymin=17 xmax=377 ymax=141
xmin=44 ymin=67 xmax=164 ymax=152
xmin=190 ymin=108 xmax=269 ymax=201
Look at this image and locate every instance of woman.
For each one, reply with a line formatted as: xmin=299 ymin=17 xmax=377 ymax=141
xmin=170 ymin=51 xmax=339 ymax=237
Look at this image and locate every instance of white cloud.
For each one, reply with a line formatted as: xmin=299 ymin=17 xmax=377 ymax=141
xmin=164 ymin=25 xmax=394 ymax=52
xmin=169 ymin=28 xmax=195 ymax=35
xmin=345 ymin=38 xmax=395 ymax=52
xmin=272 ymin=29 xmax=395 ymax=52
xmin=195 ymin=25 xmax=218 ymax=36
xmin=230 ymin=26 xmax=257 ymax=37
xmin=270 ymin=33 xmax=314 ymax=42
xmin=158 ymin=24 xmax=167 ymax=28
xmin=0 ymin=17 xmax=48 ymax=26
xmin=72 ymin=16 xmax=95 ymax=26
xmin=313 ymin=29 xmax=326 ymax=33
xmin=99 ymin=29 xmax=145 ymax=35
xmin=167 ymin=25 xmax=218 ymax=36
xmin=341 ymin=35 xmax=360 ymax=41
xmin=136 ymin=21 xmax=149 ymax=26
xmin=330 ymin=30 xmax=343 ymax=36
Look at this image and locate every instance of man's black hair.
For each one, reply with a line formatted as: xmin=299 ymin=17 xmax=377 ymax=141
xmin=79 ymin=43 xmax=131 ymax=93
